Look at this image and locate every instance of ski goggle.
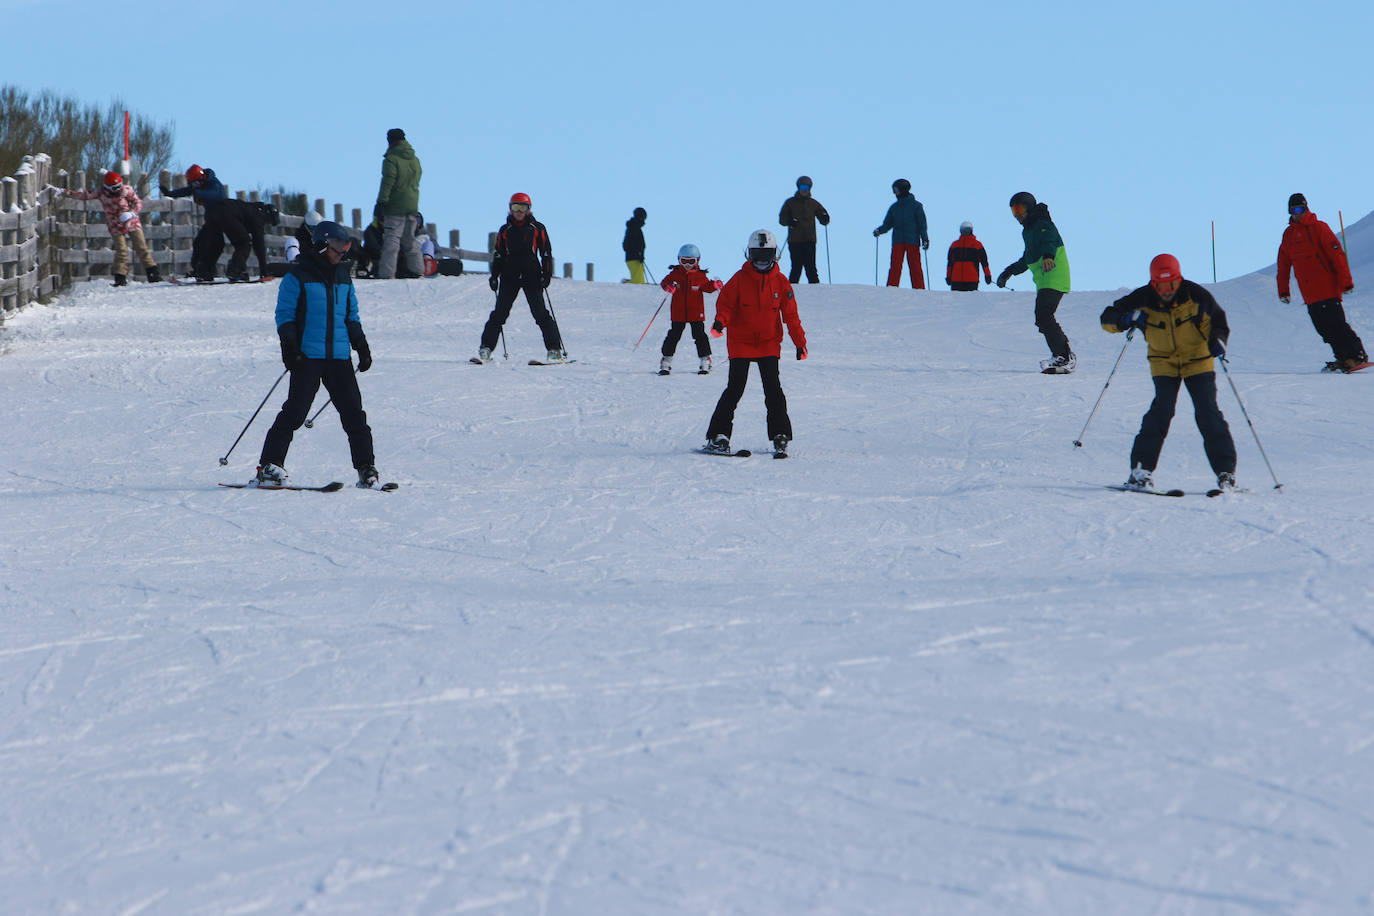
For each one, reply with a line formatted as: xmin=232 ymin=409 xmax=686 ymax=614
xmin=1290 ymin=205 xmax=1306 ymax=216
xmin=103 ymin=183 xmax=123 ymax=194
xmin=797 ymin=183 xmax=811 ymax=191
xmin=1011 ymin=204 xmax=1027 ymax=219
xmin=679 ymin=257 xmax=698 ymax=267
xmin=326 ymin=238 xmax=352 ymax=253
xmin=509 ymin=203 xmax=530 ymax=214
xmin=1152 ymin=277 xmax=1180 ymax=296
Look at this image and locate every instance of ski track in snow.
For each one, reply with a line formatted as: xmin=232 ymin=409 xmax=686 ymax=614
xmin=3 ymin=219 xmax=1374 ymax=913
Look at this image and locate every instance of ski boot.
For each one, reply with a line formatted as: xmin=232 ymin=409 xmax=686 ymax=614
xmin=658 ymin=355 xmax=672 ymax=376
xmin=254 ymin=463 xmax=287 ymax=486
xmin=113 ymin=274 xmax=127 ymax=287
xmin=546 ymin=349 xmax=569 ymax=364
xmin=1215 ymin=471 xmax=1237 ymax=493
xmin=704 ymin=435 xmax=731 ymax=455
xmin=1040 ymin=352 xmax=1076 ymax=374
xmin=145 ymin=265 xmax=162 ymax=283
xmin=772 ymin=435 xmax=789 ymax=458
xmin=477 ymin=347 xmax=493 ymax=363
xmin=1123 ymin=465 xmax=1153 ymax=491
xmin=357 ymin=465 xmax=380 ymax=489
xmin=699 ymin=356 xmax=713 ymax=375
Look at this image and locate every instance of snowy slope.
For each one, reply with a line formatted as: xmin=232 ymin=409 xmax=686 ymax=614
xmin=2 ymin=226 xmax=1373 ymax=914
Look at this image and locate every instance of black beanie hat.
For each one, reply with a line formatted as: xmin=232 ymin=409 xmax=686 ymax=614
xmin=1288 ymin=193 xmax=1307 ymax=211
xmin=633 ymin=207 xmax=646 ymax=220
xmin=387 ymin=128 xmax=406 ymax=146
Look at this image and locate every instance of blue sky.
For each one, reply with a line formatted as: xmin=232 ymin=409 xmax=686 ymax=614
xmin=9 ymin=0 xmax=1371 ymax=291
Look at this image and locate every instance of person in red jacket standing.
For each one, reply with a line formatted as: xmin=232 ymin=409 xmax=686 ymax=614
xmin=658 ymin=243 xmax=722 ymax=375
xmin=945 ymin=221 xmax=993 ymax=291
xmin=704 ymin=229 xmax=808 ymax=458
xmin=1277 ymin=193 xmax=1368 ymax=372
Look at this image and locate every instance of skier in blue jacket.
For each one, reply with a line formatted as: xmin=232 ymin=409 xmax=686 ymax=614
xmin=873 ymin=178 xmax=929 ymax=288
xmin=255 ymin=221 xmax=380 ymax=488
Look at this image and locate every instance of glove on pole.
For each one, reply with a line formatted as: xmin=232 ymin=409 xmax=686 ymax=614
xmin=218 ymin=369 xmax=288 ymax=465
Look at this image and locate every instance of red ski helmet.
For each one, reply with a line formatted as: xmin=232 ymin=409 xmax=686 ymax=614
xmin=1149 ymin=253 xmax=1181 ymax=285
xmin=185 ymin=164 xmax=206 ymax=183
xmin=102 ymin=170 xmax=124 ymax=193
xmin=509 ymin=192 xmax=532 ymax=207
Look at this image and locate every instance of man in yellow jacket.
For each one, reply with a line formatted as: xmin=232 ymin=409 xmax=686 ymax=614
xmin=1099 ymin=254 xmax=1237 ymax=493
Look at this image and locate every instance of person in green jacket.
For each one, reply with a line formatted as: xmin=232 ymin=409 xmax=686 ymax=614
xmin=996 ymin=191 xmax=1074 ymax=373
xmin=374 ymin=128 xmax=423 ymax=280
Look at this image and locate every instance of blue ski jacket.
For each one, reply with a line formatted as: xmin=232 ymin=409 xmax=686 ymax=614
xmin=276 ymin=251 xmax=360 ymax=360
xmin=876 ymin=193 xmax=928 ymax=247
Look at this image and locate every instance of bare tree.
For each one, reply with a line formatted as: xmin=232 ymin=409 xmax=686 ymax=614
xmin=0 ymin=85 xmax=174 ymax=179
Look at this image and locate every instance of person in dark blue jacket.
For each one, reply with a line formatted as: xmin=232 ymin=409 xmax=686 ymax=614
xmin=873 ymin=178 xmax=929 ymax=288
xmin=161 ymin=164 xmax=232 ymax=282
xmin=255 ymin=221 xmax=379 ymax=488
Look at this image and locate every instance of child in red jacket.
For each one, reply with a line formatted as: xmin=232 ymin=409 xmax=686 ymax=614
xmin=704 ymin=229 xmax=808 ymax=458
xmin=658 ymin=243 xmax=722 ymax=375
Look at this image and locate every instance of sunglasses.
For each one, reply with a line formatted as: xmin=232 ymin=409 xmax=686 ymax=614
xmin=510 ymin=203 xmax=530 ymax=214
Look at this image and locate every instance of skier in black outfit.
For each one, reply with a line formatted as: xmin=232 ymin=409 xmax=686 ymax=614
xmin=476 ymin=192 xmax=564 ymax=363
xmin=202 ymin=199 xmax=275 ymax=281
xmin=623 ymin=206 xmax=647 ymax=283
xmin=162 ymin=163 xmax=229 ymax=281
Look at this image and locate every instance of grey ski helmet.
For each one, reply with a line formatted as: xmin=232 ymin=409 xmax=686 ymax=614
xmin=678 ymin=243 xmax=701 ymax=261
xmin=959 ymin=221 xmax=973 ymax=235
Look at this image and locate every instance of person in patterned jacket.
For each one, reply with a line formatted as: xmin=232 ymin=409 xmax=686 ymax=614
xmin=945 ymin=221 xmax=992 ymax=291
xmin=59 ymin=171 xmax=161 ymax=286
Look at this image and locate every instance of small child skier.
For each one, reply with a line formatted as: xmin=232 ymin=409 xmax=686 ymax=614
xmin=60 ymin=171 xmax=162 ymax=286
xmin=704 ymin=229 xmax=808 ymax=457
xmin=658 ymin=243 xmax=722 ymax=375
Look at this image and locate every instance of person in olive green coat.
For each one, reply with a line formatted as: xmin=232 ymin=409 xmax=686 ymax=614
xmin=374 ymin=128 xmax=423 ymax=279
xmin=996 ymin=191 xmax=1074 ymax=372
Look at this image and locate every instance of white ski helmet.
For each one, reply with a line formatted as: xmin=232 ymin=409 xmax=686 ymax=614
xmin=959 ymin=221 xmax=973 ymax=235
xmin=746 ymin=228 xmax=778 ymax=271
xmin=678 ymin=243 xmax=701 ymax=261
xmin=304 ymin=210 xmax=324 ymax=229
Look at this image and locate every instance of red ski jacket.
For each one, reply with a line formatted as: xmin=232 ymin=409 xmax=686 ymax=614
xmin=660 ymin=264 xmax=718 ymax=323
xmin=713 ymin=262 xmax=806 ymax=359
xmin=1277 ymin=211 xmax=1353 ymax=304
xmin=946 ymin=234 xmax=992 ymax=286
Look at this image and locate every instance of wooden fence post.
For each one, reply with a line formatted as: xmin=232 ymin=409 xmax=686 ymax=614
xmin=1 ymin=177 xmax=16 ymax=312
xmin=586 ymin=263 xmax=594 ymax=281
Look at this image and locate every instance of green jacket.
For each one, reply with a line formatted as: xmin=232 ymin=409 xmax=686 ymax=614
xmin=376 ymin=140 xmax=422 ymax=216
xmin=1001 ymin=203 xmax=1069 ymax=292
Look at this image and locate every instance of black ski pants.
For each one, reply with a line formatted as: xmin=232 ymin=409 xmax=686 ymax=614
xmin=706 ymin=356 xmax=792 ymax=443
xmin=195 ymin=202 xmax=254 ymax=280
xmin=1034 ymin=288 xmax=1071 ymax=359
xmin=787 ymin=240 xmax=820 ymax=284
xmin=481 ymin=274 xmax=562 ymax=352
xmin=260 ymin=360 xmax=374 ymax=471
xmin=661 ymin=321 xmax=712 ymax=358
xmin=1306 ymin=297 xmax=1367 ymax=363
xmin=1130 ymin=372 xmax=1235 ymax=476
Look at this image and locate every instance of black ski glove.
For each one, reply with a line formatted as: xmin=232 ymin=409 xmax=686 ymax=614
xmin=488 ymin=274 xmax=499 ymax=292
xmin=995 ymin=268 xmax=1012 ymax=288
xmin=348 ymin=321 xmax=371 ymax=372
xmin=277 ymin=325 xmax=305 ymax=371
xmin=818 ymin=211 xmax=830 ymax=226
xmin=1209 ymin=336 xmax=1226 ymax=359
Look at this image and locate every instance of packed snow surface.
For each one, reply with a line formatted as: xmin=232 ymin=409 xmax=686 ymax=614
xmin=3 ymin=215 xmax=1374 ymax=914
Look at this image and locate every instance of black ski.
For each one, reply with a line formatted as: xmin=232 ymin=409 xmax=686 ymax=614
xmin=171 ymin=276 xmax=273 ymax=286
xmin=1205 ymin=487 xmax=1250 ymax=497
xmin=697 ymin=447 xmax=751 ymax=458
xmin=219 ymin=481 xmax=345 ymax=492
xmin=469 ymin=357 xmax=489 ymax=365
xmin=1104 ymin=484 xmax=1185 ymax=498
xmin=357 ymin=481 xmax=400 ymax=491
xmin=528 ymin=359 xmax=577 ymax=366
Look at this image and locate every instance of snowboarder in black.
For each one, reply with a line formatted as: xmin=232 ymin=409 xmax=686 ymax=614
xmin=476 ymin=193 xmax=564 ymax=363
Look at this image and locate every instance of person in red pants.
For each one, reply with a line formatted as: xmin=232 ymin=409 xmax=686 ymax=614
xmin=873 ymin=178 xmax=929 ymax=288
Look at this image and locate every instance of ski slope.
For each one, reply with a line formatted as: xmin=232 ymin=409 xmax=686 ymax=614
xmin=2 ymin=215 xmax=1374 ymax=914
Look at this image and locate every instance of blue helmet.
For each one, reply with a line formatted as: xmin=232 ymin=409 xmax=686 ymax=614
xmin=677 ymin=243 xmax=701 ymax=261
xmin=312 ymin=220 xmax=351 ymax=251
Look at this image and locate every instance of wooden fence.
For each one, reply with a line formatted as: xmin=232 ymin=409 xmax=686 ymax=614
xmin=1 ymin=151 xmax=597 ymax=324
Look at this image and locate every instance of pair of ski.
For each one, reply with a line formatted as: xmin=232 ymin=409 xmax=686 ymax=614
xmin=219 ymin=481 xmax=398 ymax=492
xmin=169 ymin=276 xmax=274 ymax=286
xmin=469 ymin=357 xmax=577 ymax=367
xmin=1104 ymin=484 xmax=1247 ymax=499
xmin=697 ymin=446 xmax=787 ymax=460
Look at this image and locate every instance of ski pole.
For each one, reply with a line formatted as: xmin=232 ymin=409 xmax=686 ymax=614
xmin=544 ymin=288 xmax=567 ymax=357
xmin=500 ymin=329 xmax=508 ymax=360
xmin=218 ymin=368 xmax=287 ymax=466
xmin=1073 ymin=330 xmax=1134 ymax=448
xmin=634 ymin=294 xmax=669 ymax=351
xmin=1218 ymin=355 xmax=1282 ymax=489
xmin=922 ymin=246 xmax=931 ymax=290
xmin=824 ymin=224 xmax=832 ymax=284
xmin=645 ymin=265 xmax=656 ymax=285
xmin=304 ymin=397 xmax=332 ymax=428
xmin=874 ymin=237 xmax=879 ymax=285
